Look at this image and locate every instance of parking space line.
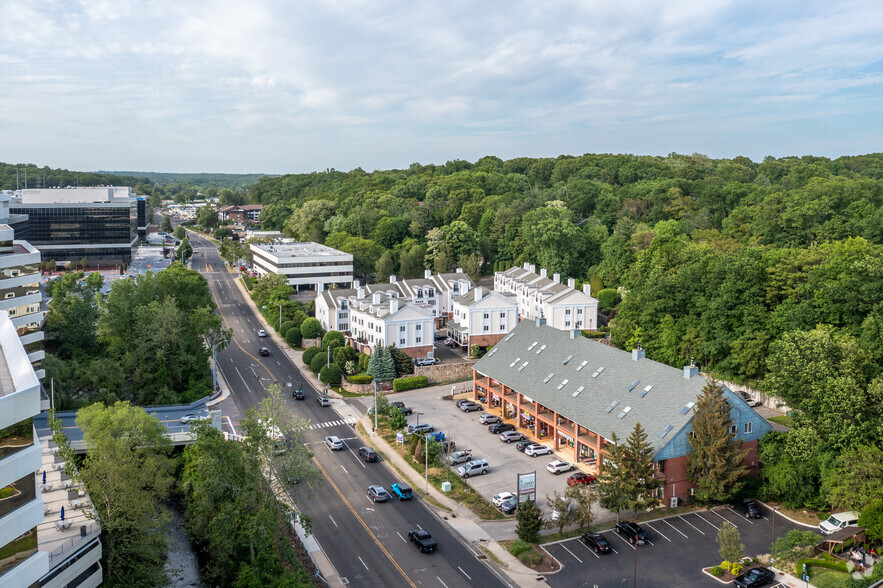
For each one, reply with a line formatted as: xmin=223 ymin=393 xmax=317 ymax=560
xmin=720 ymin=508 xmax=753 ymax=525
xmin=679 ymin=515 xmax=705 ymax=535
xmin=695 ymin=512 xmax=720 ymax=531
xmin=560 ymin=544 xmax=583 ymax=563
xmin=644 ymin=522 xmax=671 ymax=542
xmin=662 ymin=519 xmax=689 ymax=538
xmin=577 ymin=541 xmax=601 ymax=559
xmin=612 ymin=532 xmax=636 ymax=550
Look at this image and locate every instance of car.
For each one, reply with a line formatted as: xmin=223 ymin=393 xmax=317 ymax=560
xmin=324 ymin=436 xmax=343 ymax=450
xmin=292 ymin=389 xmax=305 ymax=400
xmin=500 ymin=496 xmax=518 ymax=515
xmin=499 ymin=431 xmax=525 ymax=443
xmin=415 ymin=356 xmax=439 ymax=366
xmin=408 ymin=529 xmax=438 ymax=553
xmin=259 ymin=347 xmax=270 ymax=356
xmin=455 ymin=398 xmax=473 ymax=408
xmin=493 ymin=492 xmax=515 ymax=507
xmin=407 ymin=423 xmax=434 ymax=435
xmin=390 ymin=482 xmax=413 ymax=500
xmin=181 ymin=413 xmax=206 ymax=424
xmin=447 ymin=449 xmax=473 ymax=465
xmin=441 ymin=440 xmax=457 ymax=453
xmin=359 ymin=447 xmax=379 ymax=462
xmin=739 ymin=391 xmax=762 ymax=407
xmin=581 ymin=532 xmax=612 ymax=554
xmin=547 ymin=460 xmax=575 ymax=474
xmin=456 ymin=459 xmax=489 ymax=478
xmin=567 ymin=472 xmax=596 ymax=486
xmin=550 ymin=502 xmax=575 ymax=522
xmin=434 ymin=334 xmax=446 ymax=341
xmin=389 ymin=401 xmax=413 ymax=415
xmin=479 ymin=413 xmax=501 ymax=425
xmin=444 ymin=337 xmax=454 ymax=346
xmin=731 ymin=498 xmax=762 ymax=519
xmin=525 ymin=444 xmax=552 ymax=457
xmin=819 ymin=511 xmax=860 ymax=535
xmin=488 ymin=423 xmax=515 ymax=434
xmin=257 ymin=329 xmax=267 ymax=337
xmin=459 ymin=401 xmax=482 ymax=413
xmin=615 ymin=521 xmax=648 ymax=545
xmin=367 ymin=485 xmax=390 ymax=502
xmin=733 ymin=566 xmax=776 ymax=588
xmin=317 ymin=396 xmax=331 ymax=407
xmin=515 ymin=440 xmax=534 ymax=452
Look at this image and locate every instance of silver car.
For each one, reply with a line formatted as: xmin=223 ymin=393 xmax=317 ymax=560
xmin=324 ymin=435 xmax=343 ymax=450
xmin=499 ymin=431 xmax=524 ymax=443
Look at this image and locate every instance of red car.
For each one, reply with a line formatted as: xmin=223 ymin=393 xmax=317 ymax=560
xmin=567 ymin=472 xmax=596 ymax=486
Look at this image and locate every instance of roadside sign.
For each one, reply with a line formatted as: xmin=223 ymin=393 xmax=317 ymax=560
xmin=517 ymin=472 xmax=537 ymax=503
xmin=396 ymin=431 xmax=404 ymax=445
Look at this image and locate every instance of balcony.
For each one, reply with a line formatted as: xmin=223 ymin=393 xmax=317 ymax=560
xmin=0 ymin=528 xmax=48 ymax=588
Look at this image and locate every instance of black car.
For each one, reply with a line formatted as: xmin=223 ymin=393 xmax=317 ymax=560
xmin=515 ymin=440 xmax=533 ymax=452
xmin=292 ymin=389 xmax=305 ymax=400
xmin=359 ymin=447 xmax=378 ymax=462
xmin=731 ymin=499 xmax=762 ymax=519
xmin=488 ymin=423 xmax=515 ymax=434
xmin=259 ymin=347 xmax=270 ymax=356
xmin=580 ymin=532 xmax=612 ymax=554
xmin=733 ymin=566 xmax=776 ymax=588
xmin=500 ymin=496 xmax=518 ymax=515
xmin=390 ymin=401 xmax=413 ymax=416
xmin=615 ymin=521 xmax=648 ymax=545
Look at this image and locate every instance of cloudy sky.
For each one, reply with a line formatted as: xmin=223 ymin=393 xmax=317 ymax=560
xmin=1 ymin=0 xmax=881 ymax=174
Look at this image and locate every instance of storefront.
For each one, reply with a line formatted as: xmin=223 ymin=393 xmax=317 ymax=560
xmin=520 ymin=411 xmax=535 ymax=433
xmin=557 ymin=431 xmax=575 ymax=451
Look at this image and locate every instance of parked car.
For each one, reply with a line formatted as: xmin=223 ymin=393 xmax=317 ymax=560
xmin=408 ymin=529 xmax=438 ymax=553
xmin=581 ymin=532 xmax=612 ymax=554
xmin=479 ymin=413 xmax=501 ymax=425
xmin=493 ymin=492 xmax=515 ymax=507
xmin=324 ymin=436 xmax=343 ymax=451
xmin=390 ymin=482 xmax=413 ymax=500
xmin=547 ymin=460 xmax=575 ymax=474
xmin=358 ymin=447 xmax=378 ymax=462
xmin=515 ymin=440 xmax=533 ymax=452
xmin=390 ymin=401 xmax=413 ymax=415
xmin=499 ymin=431 xmax=525 ymax=443
xmin=407 ymin=423 xmax=434 ymax=435
xmin=257 ymin=329 xmax=267 ymax=337
xmin=456 ymin=459 xmax=489 ymax=478
xmin=448 ymin=449 xmax=472 ymax=465
xmin=459 ymin=401 xmax=482 ymax=413
xmin=425 ymin=431 xmax=446 ymax=443
xmin=488 ymin=423 xmax=515 ymax=434
xmin=367 ymin=485 xmax=390 ymax=502
xmin=819 ymin=511 xmax=860 ymax=535
xmin=550 ymin=502 xmax=575 ymax=522
xmin=259 ymin=347 xmax=270 ymax=356
xmin=567 ymin=472 xmax=596 ymax=486
xmin=525 ymin=444 xmax=552 ymax=457
xmin=739 ymin=390 xmax=762 ymax=407
xmin=500 ymin=496 xmax=518 ymax=515
xmin=731 ymin=499 xmax=762 ymax=519
xmin=733 ymin=567 xmax=776 ymax=588
xmin=615 ymin=521 xmax=648 ymax=545
xmin=444 ymin=337 xmax=454 ymax=346
xmin=415 ymin=356 xmax=439 ymax=366
xmin=455 ymin=398 xmax=473 ymax=408
xmin=181 ymin=413 xmax=206 ymax=424
xmin=434 ymin=333 xmax=446 ymax=341
xmin=317 ymin=396 xmax=331 ymax=407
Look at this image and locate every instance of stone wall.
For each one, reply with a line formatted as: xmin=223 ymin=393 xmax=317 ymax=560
xmin=706 ymin=374 xmax=790 ymax=412
xmin=415 ymin=360 xmax=475 ymax=383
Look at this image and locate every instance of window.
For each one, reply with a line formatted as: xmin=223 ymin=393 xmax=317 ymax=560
xmin=483 ymin=325 xmax=489 ymax=331
xmin=565 ymin=309 xmax=570 ymax=315
xmin=565 ymin=321 xmax=570 ymax=327
xmin=400 ymin=326 xmax=406 ymax=332
xmin=744 ymin=422 xmax=753 ymax=434
xmin=577 ymin=308 xmax=583 ymax=314
xmin=483 ymin=313 xmax=489 ymax=319
xmin=416 ymin=337 xmax=421 ymax=343
xmin=400 ymin=338 xmax=406 ymax=345
xmin=499 ymin=324 xmax=505 ymax=331
xmin=500 ymin=312 xmax=506 ymax=319
xmin=729 ymin=424 xmax=737 ymax=435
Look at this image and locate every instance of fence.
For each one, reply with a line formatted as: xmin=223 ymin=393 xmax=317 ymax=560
xmin=48 ymin=522 xmax=100 ymax=564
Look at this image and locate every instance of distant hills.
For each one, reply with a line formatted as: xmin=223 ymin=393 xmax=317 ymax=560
xmin=105 ymin=171 xmax=273 ymax=190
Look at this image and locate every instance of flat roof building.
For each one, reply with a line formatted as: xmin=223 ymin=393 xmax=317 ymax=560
xmin=250 ymin=242 xmax=353 ymax=292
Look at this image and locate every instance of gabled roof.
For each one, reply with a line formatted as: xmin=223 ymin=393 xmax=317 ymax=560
xmin=472 ymin=320 xmax=708 ymax=455
xmin=452 ymin=289 xmax=517 ymax=309
xmin=545 ymin=287 xmax=597 ymax=305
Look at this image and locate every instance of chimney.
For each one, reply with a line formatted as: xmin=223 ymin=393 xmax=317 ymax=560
xmin=583 ymin=283 xmax=592 ymax=297
xmin=523 ymin=262 xmax=530 ymax=270
xmin=372 ymin=292 xmax=382 ymax=304
xmin=569 ymin=329 xmax=580 ymax=339
xmin=567 ymin=278 xmax=575 ymax=289
xmin=632 ymin=342 xmax=645 ymax=361
xmin=553 ymin=272 xmax=560 ymax=283
xmin=353 ymin=279 xmax=360 ymax=289
xmin=358 ymin=287 xmax=366 ymax=298
xmin=424 ymin=268 xmax=432 ymax=279
xmin=474 ymin=286 xmax=484 ymax=301
xmin=529 ymin=264 xmax=536 ymax=273
xmin=540 ymin=268 xmax=547 ymax=278
xmin=389 ymin=298 xmax=400 ymax=313
xmin=535 ymin=317 xmax=546 ymax=327
xmin=683 ymin=357 xmax=698 ymax=379
xmin=389 ymin=275 xmax=397 ymax=284
xmin=455 ymin=267 xmax=463 ymax=273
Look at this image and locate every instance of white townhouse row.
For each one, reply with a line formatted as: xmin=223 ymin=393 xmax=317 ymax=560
xmin=448 ymin=286 xmax=519 ymax=350
xmin=494 ymin=263 xmax=599 ymax=331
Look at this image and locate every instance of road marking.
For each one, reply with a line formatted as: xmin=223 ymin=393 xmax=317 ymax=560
xmin=358 ymin=556 xmax=369 ymax=571
xmin=340 ymin=465 xmax=348 ymax=474
xmin=576 ymin=540 xmax=601 ymax=559
xmin=721 ymin=508 xmax=753 ymax=525
xmin=679 ymin=515 xmax=705 ymax=535
xmin=695 ymin=512 xmax=720 ymax=531
xmin=560 ymin=543 xmax=583 ymax=563
xmin=612 ymin=532 xmax=636 ymax=550
xmin=644 ymin=522 xmax=671 ymax=542
xmin=458 ymin=567 xmax=471 ymax=580
xmin=663 ymin=519 xmax=689 ymax=538
xmin=234 ymin=367 xmax=251 ymax=391
xmin=329 ymin=515 xmax=338 ymax=528
xmin=397 ymin=531 xmax=407 ymax=543
xmin=437 ymin=577 xmax=449 ymax=588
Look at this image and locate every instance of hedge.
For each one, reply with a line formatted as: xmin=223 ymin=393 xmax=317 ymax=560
xmin=302 ymin=346 xmax=322 ymax=365
xmin=582 ymin=330 xmax=606 ymax=338
xmin=284 ymin=327 xmax=302 ymax=347
xmin=796 ymin=558 xmax=849 ymax=576
xmin=393 ymin=375 xmax=429 ymax=392
xmin=280 ymin=321 xmax=295 ymax=335
xmin=301 ymin=317 xmax=322 ymax=339
xmin=310 ymin=353 xmax=328 ymax=374
xmin=348 ymin=374 xmax=373 ymax=384
xmin=319 ymin=364 xmax=342 ymax=385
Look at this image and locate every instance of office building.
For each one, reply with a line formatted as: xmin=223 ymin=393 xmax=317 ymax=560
xmin=219 ymin=204 xmax=263 ymax=223
xmin=250 ymin=242 xmax=353 ymax=292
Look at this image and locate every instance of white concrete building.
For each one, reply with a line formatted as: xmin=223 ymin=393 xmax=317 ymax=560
xmin=348 ymin=290 xmax=435 ymax=358
xmin=494 ymin=264 xmax=598 ymax=331
xmin=448 ymin=286 xmax=518 ymax=350
xmin=250 ymin=242 xmax=353 ymax=292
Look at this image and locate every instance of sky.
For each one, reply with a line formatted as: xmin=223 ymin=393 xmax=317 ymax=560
xmin=1 ymin=0 xmax=882 ymax=174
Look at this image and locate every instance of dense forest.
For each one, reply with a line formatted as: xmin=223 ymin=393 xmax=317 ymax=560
xmin=243 ymin=152 xmax=883 ymax=511
xmin=107 ymin=170 xmax=269 ymax=190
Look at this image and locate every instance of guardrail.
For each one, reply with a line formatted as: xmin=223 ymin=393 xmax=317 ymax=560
xmin=48 ymin=522 xmax=100 ymax=564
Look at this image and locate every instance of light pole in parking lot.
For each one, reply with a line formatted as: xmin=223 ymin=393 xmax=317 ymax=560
xmin=771 ymin=505 xmax=781 ymax=547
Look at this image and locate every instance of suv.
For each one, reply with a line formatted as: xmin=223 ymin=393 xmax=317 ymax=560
xmin=359 ymin=447 xmax=378 ymax=462
xmin=488 ymin=423 xmax=515 ymax=434
xmin=731 ymin=499 xmax=762 ymax=519
xmin=258 ymin=329 xmax=267 ymax=337
xmin=456 ymin=459 xmax=489 ymax=479
xmin=615 ymin=521 xmax=648 ymax=545
xmin=459 ymin=401 xmax=482 ymax=413
xmin=819 ymin=511 xmax=860 ymax=535
xmin=581 ymin=532 xmax=612 ymax=554
xmin=499 ymin=431 xmax=524 ymax=443
xmin=367 ymin=485 xmax=390 ymax=502
xmin=515 ymin=440 xmax=533 ymax=452
xmin=739 ymin=390 xmax=762 ymax=407
xmin=525 ymin=444 xmax=552 ymax=457
xmin=733 ymin=567 xmax=775 ymax=588
xmin=324 ymin=436 xmax=343 ymax=451
xmin=479 ymin=413 xmax=501 ymax=425
xmin=407 ymin=423 xmax=434 ymax=435
xmin=546 ymin=460 xmax=574 ymax=474
xmin=408 ymin=529 xmax=438 ymax=553
xmin=390 ymin=401 xmax=412 ymax=416
xmin=292 ymin=388 xmax=305 ymax=400
xmin=415 ymin=356 xmax=439 ymax=366
xmin=448 ymin=449 xmax=472 ymax=465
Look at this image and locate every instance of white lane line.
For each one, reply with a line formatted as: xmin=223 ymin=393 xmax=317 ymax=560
xmin=458 ymin=567 xmax=472 ymax=580
xmin=579 ymin=541 xmax=601 ymax=559
xmin=437 ymin=576 xmax=449 ymax=588
xmin=612 ymin=532 xmax=636 ymax=550
xmin=663 ymin=519 xmax=689 ymax=538
xmin=696 ymin=512 xmax=720 ymax=531
xmin=328 ymin=515 xmax=338 ymax=528
xmin=644 ymin=522 xmax=671 ymax=542
xmin=397 ymin=531 xmax=407 ymax=543
xmin=250 ymin=366 xmax=258 ymax=378
xmin=560 ymin=543 xmax=583 ymax=563
xmin=721 ymin=509 xmax=753 ymax=525
xmin=357 ymin=556 xmax=369 ymax=571
xmin=679 ymin=515 xmax=705 ymax=535
xmin=340 ymin=465 xmax=348 ymax=474
xmin=234 ymin=367 xmax=251 ymax=391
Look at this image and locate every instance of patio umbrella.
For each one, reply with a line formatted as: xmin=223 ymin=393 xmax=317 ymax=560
xmin=60 ymin=506 xmax=65 ymax=521
xmin=42 ymin=471 xmax=46 ymax=484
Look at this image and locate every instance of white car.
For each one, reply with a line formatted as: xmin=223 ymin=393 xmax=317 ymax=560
xmin=181 ymin=413 xmax=206 ymax=424
xmin=324 ymin=435 xmax=343 ymax=451
xmin=258 ymin=329 xmax=267 ymax=337
xmin=493 ymin=492 xmax=515 ymax=507
xmin=525 ymin=444 xmax=553 ymax=457
xmin=547 ymin=460 xmax=575 ymax=474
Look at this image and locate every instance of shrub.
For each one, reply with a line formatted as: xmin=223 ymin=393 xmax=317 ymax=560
xmin=509 ymin=540 xmax=531 ymax=556
xmin=319 ymin=364 xmax=342 ymax=385
xmin=302 ymin=346 xmax=322 ymax=365
xmin=323 ymin=331 xmax=345 ymax=348
xmin=518 ymin=549 xmax=542 ymax=567
xmin=0 ymin=486 xmax=15 ymax=499
xmin=280 ymin=321 xmax=295 ymax=334
xmin=358 ymin=353 xmax=370 ymax=371
xmin=710 ymin=566 xmax=724 ymax=577
xmin=301 ymin=317 xmax=322 ymax=339
xmin=348 ymin=374 xmax=373 ymax=384
xmin=581 ymin=330 xmax=606 ymax=338
xmin=333 ymin=345 xmax=359 ymax=371
xmin=729 ymin=563 xmax=742 ymax=576
xmin=796 ymin=558 xmax=849 ymax=576
xmin=310 ymin=353 xmax=328 ymax=374
xmin=241 ymin=275 xmax=255 ymax=290
xmin=393 ymin=375 xmax=429 ymax=392
xmin=597 ymin=288 xmax=618 ymax=311
xmin=284 ymin=327 xmax=302 ymax=347
xmin=720 ymin=561 xmax=731 ymax=572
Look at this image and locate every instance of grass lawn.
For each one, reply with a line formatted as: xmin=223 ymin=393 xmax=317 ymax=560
xmin=809 ymin=567 xmax=852 ymax=588
xmin=768 ymin=415 xmax=796 ymax=428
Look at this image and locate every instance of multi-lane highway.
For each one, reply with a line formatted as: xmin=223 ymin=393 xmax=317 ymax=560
xmin=191 ymin=237 xmax=509 ymax=588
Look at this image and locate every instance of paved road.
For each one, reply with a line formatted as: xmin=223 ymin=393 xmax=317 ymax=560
xmin=193 ymin=237 xmax=509 ymax=588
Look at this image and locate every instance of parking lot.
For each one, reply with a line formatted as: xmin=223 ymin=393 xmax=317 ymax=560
xmin=543 ymin=502 xmax=809 ymax=587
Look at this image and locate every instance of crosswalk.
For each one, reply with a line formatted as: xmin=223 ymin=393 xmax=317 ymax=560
xmin=310 ymin=418 xmax=356 ymax=429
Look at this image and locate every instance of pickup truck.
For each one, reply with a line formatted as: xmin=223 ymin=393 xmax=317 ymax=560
xmin=408 ymin=529 xmax=438 ymax=553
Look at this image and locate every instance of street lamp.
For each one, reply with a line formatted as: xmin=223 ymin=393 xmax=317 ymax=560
xmin=771 ymin=505 xmax=781 ymax=548
xmin=373 ymin=380 xmax=378 ymax=432
xmin=424 ymin=432 xmax=430 ymax=494
xmin=277 ymin=302 xmax=283 ymax=330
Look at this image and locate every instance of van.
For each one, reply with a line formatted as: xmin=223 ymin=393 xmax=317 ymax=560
xmin=456 ymin=459 xmax=489 ymax=478
xmin=819 ymin=511 xmax=859 ymax=535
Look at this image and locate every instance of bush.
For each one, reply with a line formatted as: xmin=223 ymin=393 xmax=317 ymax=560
xmin=393 ymin=375 xmax=429 ymax=392
xmin=280 ymin=321 xmax=295 ymax=334
xmin=358 ymin=353 xmax=370 ymax=371
xmin=332 ymin=345 xmax=359 ymax=371
xmin=597 ymin=288 xmax=618 ymax=311
xmin=348 ymin=374 xmax=373 ymax=384
xmin=310 ymin=353 xmax=328 ymax=374
xmin=721 ymin=561 xmax=731 ymax=572
xmin=729 ymin=563 xmax=742 ymax=576
xmin=518 ymin=549 xmax=542 ymax=566
xmin=284 ymin=327 xmax=302 ymax=347
xmin=0 ymin=486 xmax=15 ymax=499
xmin=241 ymin=275 xmax=255 ymax=290
xmin=582 ymin=330 xmax=606 ymax=338
xmin=301 ymin=318 xmax=322 ymax=339
xmin=319 ymin=364 xmax=342 ymax=385
xmin=710 ymin=566 xmax=724 ymax=577
xmin=796 ymin=558 xmax=849 ymax=576
xmin=323 ymin=331 xmax=345 ymax=348
xmin=509 ymin=539 xmax=531 ymax=557
xmin=302 ymin=346 xmax=322 ymax=365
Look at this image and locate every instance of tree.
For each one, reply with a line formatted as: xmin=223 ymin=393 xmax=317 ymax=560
xmin=214 ymin=226 xmax=233 ymax=240
xmin=388 ymin=407 xmax=407 ymax=431
xmin=565 ymin=484 xmax=598 ymax=531
xmin=332 ymin=345 xmax=359 ymax=372
xmin=45 ymin=270 xmax=103 ymax=359
xmin=626 ymin=422 xmax=660 ymax=514
xmin=388 ymin=345 xmax=415 ymax=377
xmin=77 ymin=402 xmax=175 ymax=587
xmin=516 ymin=498 xmax=543 ymax=544
xmin=310 ymin=352 xmax=327 ymax=374
xmin=458 ymin=253 xmax=482 ymax=282
xmin=375 ymin=250 xmax=396 ymax=283
xmin=717 ymin=522 xmax=745 ymax=563
xmin=161 ymin=214 xmax=173 ymax=233
xmin=367 ymin=345 xmax=397 ymax=383
xmin=301 ymin=317 xmax=322 ymax=339
xmin=197 ymin=205 xmax=219 ymax=229
xmin=174 ymin=225 xmax=186 ymax=240
xmin=319 ymin=364 xmax=342 ymax=385
xmin=822 ymin=444 xmax=883 ymax=511
xmin=596 ymin=432 xmax=633 ymax=520
xmin=322 ymin=330 xmax=345 ymax=348
xmin=686 ymin=380 xmax=749 ymax=504
xmin=545 ymin=491 xmax=576 ymax=535
xmin=284 ymin=327 xmax=302 ymax=347
xmin=859 ymin=499 xmax=883 ymax=543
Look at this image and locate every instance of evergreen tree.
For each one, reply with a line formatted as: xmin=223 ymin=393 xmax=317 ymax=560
xmin=596 ymin=432 xmax=634 ymax=520
xmin=377 ymin=345 xmax=397 ymax=382
xmin=686 ymin=380 xmax=749 ymax=504
xmin=717 ymin=521 xmax=745 ymax=563
xmin=387 ymin=345 xmax=415 ymax=377
xmin=516 ymin=498 xmax=543 ymax=544
xmin=625 ymin=422 xmax=660 ymax=514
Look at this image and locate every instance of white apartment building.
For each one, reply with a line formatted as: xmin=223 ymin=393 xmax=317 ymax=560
xmin=347 ymin=290 xmax=435 ymax=358
xmin=494 ymin=264 xmax=598 ymax=331
xmin=448 ymin=286 xmax=518 ymax=350
xmin=250 ymin=242 xmax=353 ymax=292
